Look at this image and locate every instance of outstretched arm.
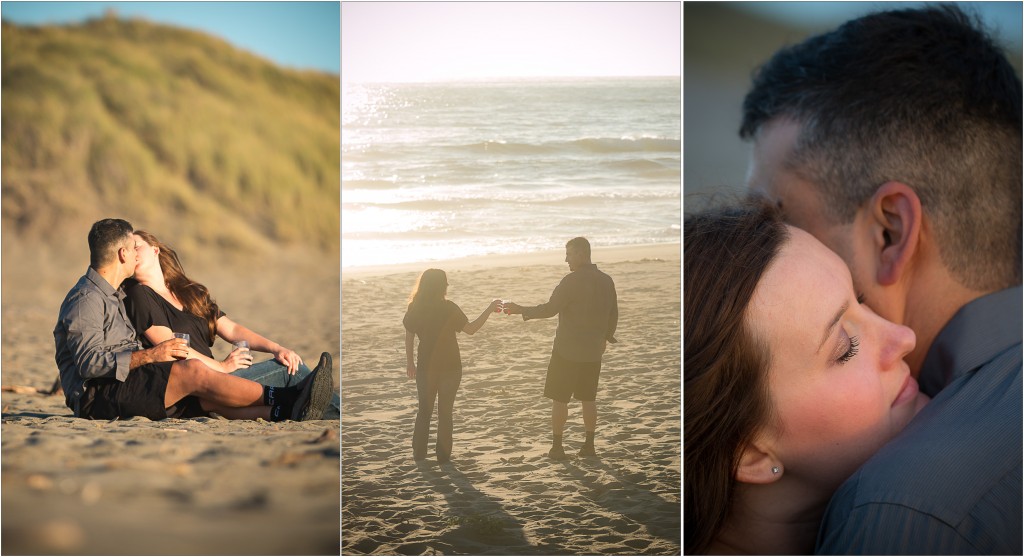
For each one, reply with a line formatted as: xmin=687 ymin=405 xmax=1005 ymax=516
xmin=505 ymin=280 xmax=567 ymax=320
xmin=463 ymin=299 xmax=502 ymax=335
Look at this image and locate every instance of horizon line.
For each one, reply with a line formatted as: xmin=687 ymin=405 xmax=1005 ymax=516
xmin=341 ymin=74 xmax=681 ymax=86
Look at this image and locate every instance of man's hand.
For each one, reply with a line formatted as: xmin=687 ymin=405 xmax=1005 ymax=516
xmin=131 ymin=337 xmax=187 ymax=369
xmin=153 ymin=337 xmax=188 ymax=362
xmin=504 ymin=302 xmax=523 ymax=315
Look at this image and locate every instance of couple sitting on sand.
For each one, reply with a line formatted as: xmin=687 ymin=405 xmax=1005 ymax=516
xmin=53 ymin=218 xmax=339 ymax=422
xmin=403 ymin=237 xmax=618 ymax=464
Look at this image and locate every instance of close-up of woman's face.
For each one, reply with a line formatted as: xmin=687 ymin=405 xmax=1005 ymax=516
xmin=133 ymin=234 xmax=158 ymax=274
xmin=747 ymin=226 xmax=929 ymax=493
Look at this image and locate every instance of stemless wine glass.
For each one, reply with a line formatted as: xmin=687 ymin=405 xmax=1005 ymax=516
xmin=173 ymin=332 xmax=190 ymax=360
xmin=234 ymin=340 xmax=252 ymax=365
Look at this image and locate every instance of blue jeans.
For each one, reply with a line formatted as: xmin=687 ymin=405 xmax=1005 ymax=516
xmin=231 ymin=359 xmax=339 ymax=420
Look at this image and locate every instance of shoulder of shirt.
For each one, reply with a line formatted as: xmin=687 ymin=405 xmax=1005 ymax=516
xmin=564 ymin=265 xmax=613 ymax=281
xmin=68 ymin=274 xmax=108 ymax=300
xmin=829 ymin=359 xmax=1021 ymax=522
xmin=59 ymin=278 xmax=108 ymax=318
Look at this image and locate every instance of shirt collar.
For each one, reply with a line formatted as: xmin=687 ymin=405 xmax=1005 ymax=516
xmin=84 ymin=267 xmax=125 ymax=301
xmin=919 ymin=285 xmax=1023 ymax=396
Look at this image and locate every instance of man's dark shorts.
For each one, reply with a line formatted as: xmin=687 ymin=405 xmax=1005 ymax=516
xmin=78 ymin=362 xmax=207 ymax=420
xmin=544 ymin=350 xmax=601 ymax=403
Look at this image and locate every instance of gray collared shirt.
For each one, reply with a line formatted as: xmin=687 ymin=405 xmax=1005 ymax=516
xmin=816 ymin=286 xmax=1023 ymax=555
xmin=54 ymin=267 xmax=141 ymax=413
xmin=521 ymin=263 xmax=618 ymax=363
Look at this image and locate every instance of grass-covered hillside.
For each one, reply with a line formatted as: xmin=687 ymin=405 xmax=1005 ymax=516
xmin=1 ymin=13 xmax=339 ymax=256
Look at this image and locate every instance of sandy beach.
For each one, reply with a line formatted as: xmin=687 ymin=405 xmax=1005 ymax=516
xmin=1 ymin=240 xmax=341 ymax=555
xmin=341 ymin=243 xmax=681 ymax=555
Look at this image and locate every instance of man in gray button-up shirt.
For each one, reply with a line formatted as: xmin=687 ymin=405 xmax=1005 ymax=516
xmin=505 ymin=237 xmax=618 ymax=459
xmin=54 ymin=218 xmax=333 ymax=421
xmin=54 ymin=265 xmax=145 ymax=414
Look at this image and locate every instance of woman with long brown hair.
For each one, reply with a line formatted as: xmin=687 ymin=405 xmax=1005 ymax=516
xmin=684 ymin=199 xmax=929 ymax=554
xmin=124 ymin=230 xmax=338 ymax=419
xmin=403 ymin=268 xmax=500 ymax=464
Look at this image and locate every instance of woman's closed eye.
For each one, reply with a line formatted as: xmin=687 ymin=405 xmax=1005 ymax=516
xmin=837 ymin=335 xmax=860 ymax=364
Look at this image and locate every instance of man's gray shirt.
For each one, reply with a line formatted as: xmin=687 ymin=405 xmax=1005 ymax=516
xmin=816 ymin=286 xmax=1023 ymax=555
xmin=521 ymin=263 xmax=618 ymax=362
xmin=54 ymin=267 xmax=141 ymax=413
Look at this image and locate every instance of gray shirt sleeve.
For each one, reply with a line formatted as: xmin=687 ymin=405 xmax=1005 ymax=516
xmin=521 ymin=277 xmax=569 ymax=321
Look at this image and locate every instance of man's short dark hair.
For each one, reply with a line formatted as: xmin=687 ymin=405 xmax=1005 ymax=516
xmin=88 ymin=218 xmax=134 ymax=269
xmin=740 ymin=5 xmax=1022 ymax=291
xmin=566 ymin=237 xmax=591 ymax=260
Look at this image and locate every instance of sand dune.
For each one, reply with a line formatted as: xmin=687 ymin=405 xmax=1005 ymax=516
xmin=341 ymin=244 xmax=681 ymax=555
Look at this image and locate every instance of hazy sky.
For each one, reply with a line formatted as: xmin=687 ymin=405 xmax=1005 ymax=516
xmin=0 ymin=1 xmax=340 ymax=74
xmin=341 ymin=2 xmax=681 ymax=83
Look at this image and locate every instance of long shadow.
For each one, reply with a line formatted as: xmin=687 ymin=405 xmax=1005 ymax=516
xmin=553 ymin=457 xmax=681 ymax=549
xmin=1 ymin=411 xmax=68 ymax=419
xmin=417 ymin=460 xmax=573 ymax=555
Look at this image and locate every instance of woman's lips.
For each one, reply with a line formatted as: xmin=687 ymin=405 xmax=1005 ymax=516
xmin=892 ymin=373 xmax=920 ymax=407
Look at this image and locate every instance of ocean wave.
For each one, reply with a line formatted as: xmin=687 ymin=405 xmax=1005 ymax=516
xmin=340 ymin=179 xmax=402 ymax=190
xmin=344 ymin=190 xmax=679 ymax=212
xmin=451 ymin=137 xmax=681 ymax=156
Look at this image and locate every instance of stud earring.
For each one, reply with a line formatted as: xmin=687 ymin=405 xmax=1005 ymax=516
xmin=771 ymin=466 xmax=780 ymax=475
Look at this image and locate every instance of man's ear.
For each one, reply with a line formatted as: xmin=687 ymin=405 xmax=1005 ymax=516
xmin=735 ymin=439 xmax=783 ymax=485
xmin=869 ymin=182 xmax=922 ymax=286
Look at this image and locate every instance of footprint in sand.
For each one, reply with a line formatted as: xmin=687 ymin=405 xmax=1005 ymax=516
xmin=623 ymin=538 xmax=653 ymax=550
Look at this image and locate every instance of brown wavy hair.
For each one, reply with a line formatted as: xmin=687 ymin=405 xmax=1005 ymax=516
xmin=407 ymin=269 xmax=447 ymax=310
xmin=134 ymin=230 xmax=220 ymax=346
xmin=684 ymin=198 xmax=789 ymax=554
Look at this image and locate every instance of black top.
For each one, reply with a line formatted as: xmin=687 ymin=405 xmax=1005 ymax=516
xmin=403 ymin=300 xmax=468 ymax=374
xmin=123 ymin=280 xmax=225 ymax=359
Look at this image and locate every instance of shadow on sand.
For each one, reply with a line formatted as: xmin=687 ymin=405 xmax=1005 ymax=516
xmin=417 ymin=459 xmax=576 ymax=555
xmin=554 ymin=457 xmax=681 ymax=548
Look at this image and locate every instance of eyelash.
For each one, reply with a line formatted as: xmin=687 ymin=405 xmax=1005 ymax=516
xmin=838 ymin=336 xmax=860 ymax=364
xmin=832 ymin=293 xmax=865 ymax=365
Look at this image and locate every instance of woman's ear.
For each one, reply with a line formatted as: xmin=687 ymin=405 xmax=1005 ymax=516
xmin=735 ymin=440 xmax=783 ymax=485
xmin=869 ymin=182 xmax=922 ymax=286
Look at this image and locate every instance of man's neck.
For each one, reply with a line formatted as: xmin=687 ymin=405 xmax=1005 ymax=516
xmin=94 ymin=265 xmax=126 ymax=291
xmin=903 ymin=267 xmax=989 ymax=377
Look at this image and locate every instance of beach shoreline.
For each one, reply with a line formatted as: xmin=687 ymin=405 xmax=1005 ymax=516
xmin=341 ymin=241 xmax=680 ymax=279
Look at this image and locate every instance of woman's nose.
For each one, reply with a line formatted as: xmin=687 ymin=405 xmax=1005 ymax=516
xmin=882 ymin=321 xmax=916 ymax=368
